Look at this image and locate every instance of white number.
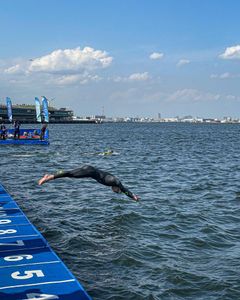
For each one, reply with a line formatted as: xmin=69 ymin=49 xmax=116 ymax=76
xmin=11 ymin=269 xmax=44 ymax=280
xmin=25 ymin=293 xmax=59 ymax=299
xmin=0 ymin=219 xmax=11 ymax=225
xmin=4 ymin=254 xmax=33 ymax=262
xmin=0 ymin=229 xmax=16 ymax=235
xmin=0 ymin=240 xmax=24 ymax=247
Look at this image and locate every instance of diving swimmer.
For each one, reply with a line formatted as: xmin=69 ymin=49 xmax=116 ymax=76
xmin=38 ymin=165 xmax=140 ymax=201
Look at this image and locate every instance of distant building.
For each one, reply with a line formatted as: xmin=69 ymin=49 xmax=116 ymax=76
xmin=0 ymin=104 xmax=74 ymax=123
xmin=162 ymin=117 xmax=179 ymax=122
xmin=93 ymin=115 xmax=106 ymax=121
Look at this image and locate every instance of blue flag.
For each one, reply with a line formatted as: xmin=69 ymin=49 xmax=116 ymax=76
xmin=42 ymin=96 xmax=49 ymax=123
xmin=6 ymin=97 xmax=13 ymax=122
xmin=35 ymin=97 xmax=42 ymax=122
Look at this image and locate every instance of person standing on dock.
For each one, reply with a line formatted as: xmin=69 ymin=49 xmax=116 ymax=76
xmin=38 ymin=165 xmax=140 ymax=201
xmin=13 ymin=120 xmax=21 ymax=139
xmin=40 ymin=123 xmax=48 ymax=140
xmin=0 ymin=123 xmax=7 ymax=140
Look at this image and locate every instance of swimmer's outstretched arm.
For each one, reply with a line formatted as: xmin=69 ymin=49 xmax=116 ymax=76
xmin=118 ymin=182 xmax=140 ymax=201
xmin=124 ymin=190 xmax=140 ymax=201
xmin=127 ymin=191 xmax=140 ymax=201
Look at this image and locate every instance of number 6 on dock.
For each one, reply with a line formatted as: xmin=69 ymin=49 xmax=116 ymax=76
xmin=4 ymin=254 xmax=33 ymax=261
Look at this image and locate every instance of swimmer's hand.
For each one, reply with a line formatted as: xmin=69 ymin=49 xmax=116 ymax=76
xmin=133 ymin=194 xmax=140 ymax=201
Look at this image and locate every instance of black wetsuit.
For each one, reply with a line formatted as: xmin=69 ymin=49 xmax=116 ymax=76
xmin=54 ymin=165 xmax=135 ymax=199
xmin=14 ymin=121 xmax=20 ymax=139
xmin=0 ymin=125 xmax=7 ymax=140
xmin=40 ymin=124 xmax=47 ymax=140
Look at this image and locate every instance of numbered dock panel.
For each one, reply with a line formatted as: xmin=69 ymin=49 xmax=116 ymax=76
xmin=0 ymin=184 xmax=91 ymax=299
xmin=0 ymin=247 xmax=60 ymax=268
xmin=0 ymin=280 xmax=89 ymax=300
xmin=0 ymin=201 xmax=19 ymax=210
xmin=0 ymin=209 xmax=24 ymax=218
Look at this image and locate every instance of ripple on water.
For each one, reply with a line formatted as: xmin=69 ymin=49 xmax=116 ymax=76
xmin=1 ymin=123 xmax=240 ymax=299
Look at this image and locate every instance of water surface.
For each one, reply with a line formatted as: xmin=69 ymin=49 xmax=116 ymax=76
xmin=1 ymin=123 xmax=240 ymax=299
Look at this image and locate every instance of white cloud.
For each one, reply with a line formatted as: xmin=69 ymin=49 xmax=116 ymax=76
xmin=113 ymin=76 xmax=123 ymax=83
xmin=53 ymin=74 xmax=102 ymax=86
xmin=53 ymin=74 xmax=83 ymax=85
xmin=210 ymin=72 xmax=239 ymax=79
xmin=4 ymin=46 xmax=113 ymax=75
xmin=177 ymin=59 xmax=190 ymax=67
xmin=220 ymin=73 xmax=230 ymax=79
xmin=167 ymin=89 xmax=221 ymax=102
xmin=149 ymin=52 xmax=164 ymax=60
xmin=219 ymin=45 xmax=240 ymax=60
xmin=29 ymin=47 xmax=112 ymax=73
xmin=109 ymin=86 xmax=240 ymax=109
xmin=226 ymin=95 xmax=237 ymax=100
xmin=2 ymin=46 xmax=112 ymax=86
xmin=113 ymin=72 xmax=150 ymax=82
xmin=129 ymin=72 xmax=150 ymax=81
xmin=4 ymin=64 xmax=25 ymax=75
xmin=168 ymin=89 xmax=240 ymax=102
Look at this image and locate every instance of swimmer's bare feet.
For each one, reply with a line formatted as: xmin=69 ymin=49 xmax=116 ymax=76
xmin=38 ymin=174 xmax=54 ymax=185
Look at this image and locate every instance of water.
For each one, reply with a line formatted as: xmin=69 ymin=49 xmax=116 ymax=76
xmin=1 ymin=123 xmax=240 ymax=300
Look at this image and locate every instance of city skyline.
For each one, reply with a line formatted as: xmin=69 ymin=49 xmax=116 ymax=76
xmin=0 ymin=0 xmax=240 ymax=118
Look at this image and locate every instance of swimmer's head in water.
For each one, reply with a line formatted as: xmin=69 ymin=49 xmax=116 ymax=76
xmin=112 ymin=186 xmax=121 ymax=193
xmin=105 ymin=150 xmax=113 ymax=154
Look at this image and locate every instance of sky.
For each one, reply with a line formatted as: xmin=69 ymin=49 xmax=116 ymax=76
xmin=0 ymin=0 xmax=240 ymax=118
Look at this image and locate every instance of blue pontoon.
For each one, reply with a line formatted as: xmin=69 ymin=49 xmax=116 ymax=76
xmin=0 ymin=183 xmax=91 ymax=299
xmin=0 ymin=128 xmax=50 ymax=145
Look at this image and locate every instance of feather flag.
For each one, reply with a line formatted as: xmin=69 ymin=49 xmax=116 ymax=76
xmin=6 ymin=97 xmax=13 ymax=122
xmin=35 ymin=97 xmax=42 ymax=122
xmin=42 ymin=96 xmax=49 ymax=123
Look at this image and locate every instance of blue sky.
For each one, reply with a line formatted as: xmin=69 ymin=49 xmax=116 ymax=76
xmin=0 ymin=0 xmax=240 ymax=118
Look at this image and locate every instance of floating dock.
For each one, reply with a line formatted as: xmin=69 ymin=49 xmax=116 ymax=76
xmin=0 ymin=184 xmax=91 ymax=299
xmin=0 ymin=129 xmax=49 ymax=145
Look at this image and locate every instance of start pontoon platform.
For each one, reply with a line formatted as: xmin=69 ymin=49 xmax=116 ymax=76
xmin=0 ymin=184 xmax=91 ymax=299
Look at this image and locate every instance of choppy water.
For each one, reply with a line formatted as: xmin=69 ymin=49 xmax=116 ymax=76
xmin=1 ymin=123 xmax=240 ymax=300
